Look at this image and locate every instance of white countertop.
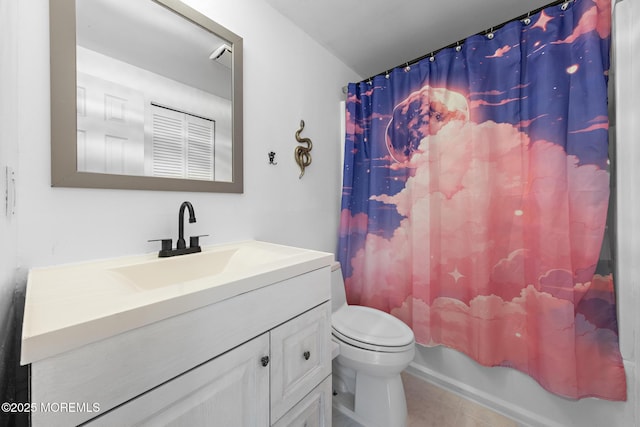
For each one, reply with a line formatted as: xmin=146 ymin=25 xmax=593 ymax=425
xmin=21 ymin=240 xmax=334 ymax=365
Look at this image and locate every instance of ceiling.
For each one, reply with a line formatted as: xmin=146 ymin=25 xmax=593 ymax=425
xmin=77 ymin=0 xmax=232 ymax=99
xmin=264 ymin=0 xmax=553 ymax=79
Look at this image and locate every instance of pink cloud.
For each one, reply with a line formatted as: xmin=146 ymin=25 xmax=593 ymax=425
xmin=574 ymin=313 xmax=626 ymax=399
xmin=590 ymin=273 xmax=615 ymax=294
xmin=356 ymin=85 xmax=382 ymax=100
xmin=532 ymin=10 xmax=553 ymax=32
xmin=345 ymin=109 xmax=364 ymax=135
xmin=389 ymin=288 xmax=625 ymax=400
xmin=339 ymin=209 xmax=368 ymax=237
xmin=371 ymin=112 xmax=391 ymax=121
xmin=517 ymin=114 xmax=547 ymax=128
xmin=361 ymin=85 xmax=384 ymax=97
xmin=489 ymin=249 xmax=529 ymax=301
xmin=391 ymin=297 xmax=432 ymax=344
xmin=346 ymin=94 xmax=360 ymax=104
xmin=553 ymin=7 xmax=596 ymax=44
xmin=469 ymin=97 xmax=525 ymax=109
xmin=353 ymin=119 xmax=609 ymax=309
xmin=578 ymin=273 xmax=616 ymax=306
xmin=485 ymin=44 xmax=512 ymax=58
xmin=569 ymin=122 xmax=608 ymax=134
xmin=589 ymin=115 xmax=608 ymax=123
xmin=552 ymin=0 xmax=611 ymax=45
xmin=594 ymin=0 xmax=612 ymax=38
xmin=566 ymin=115 xmax=608 ymax=134
xmin=471 ymin=90 xmax=505 ymax=96
xmin=538 ymin=269 xmax=575 ymax=301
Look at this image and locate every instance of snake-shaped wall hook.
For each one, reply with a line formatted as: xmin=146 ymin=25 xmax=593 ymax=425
xmin=294 ymin=120 xmax=313 ymax=178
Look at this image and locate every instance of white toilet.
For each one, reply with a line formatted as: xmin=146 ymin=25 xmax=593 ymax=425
xmin=331 ymin=262 xmax=415 ymax=427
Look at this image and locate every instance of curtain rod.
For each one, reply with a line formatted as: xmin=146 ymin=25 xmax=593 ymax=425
xmin=345 ymin=0 xmax=574 ymax=92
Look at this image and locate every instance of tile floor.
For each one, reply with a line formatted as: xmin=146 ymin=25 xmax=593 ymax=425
xmin=402 ymin=372 xmax=518 ymax=427
xmin=333 ymin=371 xmax=519 ymax=427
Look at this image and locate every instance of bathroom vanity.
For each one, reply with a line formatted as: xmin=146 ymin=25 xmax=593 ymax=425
xmin=21 ymin=241 xmax=334 ymax=426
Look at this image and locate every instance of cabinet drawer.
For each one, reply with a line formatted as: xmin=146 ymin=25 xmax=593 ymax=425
xmin=273 ymin=376 xmax=332 ymax=427
xmin=270 ymin=302 xmax=331 ymax=424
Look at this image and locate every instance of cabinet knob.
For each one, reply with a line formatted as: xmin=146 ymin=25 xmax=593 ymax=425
xmin=261 ymin=356 xmax=270 ymax=367
xmin=303 ymin=351 xmax=311 ymax=360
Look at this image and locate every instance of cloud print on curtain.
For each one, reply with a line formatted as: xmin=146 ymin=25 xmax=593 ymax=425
xmin=338 ymin=0 xmax=626 ymax=400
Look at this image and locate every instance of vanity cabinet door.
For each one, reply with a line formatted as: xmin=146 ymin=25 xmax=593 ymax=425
xmin=85 ymin=333 xmax=270 ymax=427
xmin=270 ymin=302 xmax=331 ymax=424
xmin=272 ymin=377 xmax=332 ymax=427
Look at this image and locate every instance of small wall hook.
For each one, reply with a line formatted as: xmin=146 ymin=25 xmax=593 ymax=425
xmin=294 ymin=120 xmax=313 ymax=179
xmin=268 ymin=151 xmax=277 ymax=165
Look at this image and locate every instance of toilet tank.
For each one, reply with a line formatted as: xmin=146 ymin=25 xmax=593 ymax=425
xmin=331 ymin=262 xmax=347 ymax=313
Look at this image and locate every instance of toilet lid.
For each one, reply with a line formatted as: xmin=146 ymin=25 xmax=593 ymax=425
xmin=332 ymin=305 xmax=414 ymax=350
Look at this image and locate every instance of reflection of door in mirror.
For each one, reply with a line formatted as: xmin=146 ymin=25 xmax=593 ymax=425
xmin=75 ymin=0 xmax=233 ymax=182
xmin=77 ymin=72 xmax=145 ymax=176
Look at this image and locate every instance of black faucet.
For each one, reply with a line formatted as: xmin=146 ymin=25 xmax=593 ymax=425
xmin=177 ymin=201 xmax=196 ymax=249
xmin=152 ymin=201 xmax=205 ymax=258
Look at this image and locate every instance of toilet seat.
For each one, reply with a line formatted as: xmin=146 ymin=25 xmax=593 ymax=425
xmin=332 ymin=305 xmax=414 ymax=353
xmin=333 ymin=329 xmax=415 ymax=353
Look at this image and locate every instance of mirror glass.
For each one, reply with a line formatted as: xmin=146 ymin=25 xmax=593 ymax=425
xmin=50 ymin=0 xmax=243 ymax=192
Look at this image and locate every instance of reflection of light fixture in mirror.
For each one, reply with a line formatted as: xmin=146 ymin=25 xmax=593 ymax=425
xmin=210 ymin=44 xmax=232 ymax=68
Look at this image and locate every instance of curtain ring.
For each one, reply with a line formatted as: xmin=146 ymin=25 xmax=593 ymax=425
xmin=385 ymin=71 xmax=390 ymax=79
xmin=523 ymin=12 xmax=531 ymax=26
xmin=404 ymin=63 xmax=411 ymax=72
xmin=561 ymin=1 xmax=569 ymax=10
xmin=455 ymin=42 xmax=462 ymax=52
xmin=429 ymin=53 xmax=435 ymax=62
xmin=487 ymin=28 xmax=494 ymax=40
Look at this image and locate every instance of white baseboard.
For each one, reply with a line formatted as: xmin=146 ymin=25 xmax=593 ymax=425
xmin=405 ymin=362 xmax=563 ymax=427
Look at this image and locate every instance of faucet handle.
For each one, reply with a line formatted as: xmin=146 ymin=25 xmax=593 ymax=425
xmin=148 ymin=238 xmax=173 ymax=252
xmin=189 ymin=234 xmax=209 ymax=249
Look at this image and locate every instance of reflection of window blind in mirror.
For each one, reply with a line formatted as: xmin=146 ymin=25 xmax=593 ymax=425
xmin=187 ymin=116 xmax=215 ymax=180
xmin=151 ymin=104 xmax=215 ymax=180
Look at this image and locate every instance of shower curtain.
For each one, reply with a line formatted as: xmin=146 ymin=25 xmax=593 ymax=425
xmin=338 ymin=0 xmax=626 ymax=400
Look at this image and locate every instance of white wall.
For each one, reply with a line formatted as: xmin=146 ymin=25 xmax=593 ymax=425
xmin=408 ymin=0 xmax=640 ymax=426
xmin=0 ymin=0 xmax=21 ymax=398
xmin=12 ymin=0 xmax=357 ymax=272
xmin=0 ymin=0 xmax=358 ymax=398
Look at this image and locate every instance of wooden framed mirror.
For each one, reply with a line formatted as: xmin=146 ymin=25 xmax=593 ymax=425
xmin=50 ymin=0 xmax=243 ymax=192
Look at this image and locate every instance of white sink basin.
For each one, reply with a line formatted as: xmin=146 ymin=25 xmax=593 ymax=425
xmin=21 ymin=240 xmax=333 ymax=365
xmin=111 ymin=244 xmax=289 ymax=290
